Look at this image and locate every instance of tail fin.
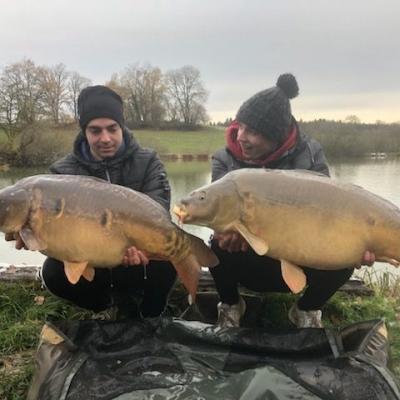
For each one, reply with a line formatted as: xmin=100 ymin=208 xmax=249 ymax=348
xmin=173 ymin=234 xmax=219 ymax=301
xmin=188 ymin=233 xmax=219 ymax=269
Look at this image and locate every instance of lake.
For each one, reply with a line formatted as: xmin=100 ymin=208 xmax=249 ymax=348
xmin=1 ymin=157 xmax=400 ymax=281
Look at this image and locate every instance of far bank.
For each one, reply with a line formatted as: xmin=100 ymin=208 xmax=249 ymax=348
xmin=1 ymin=121 xmax=400 ymax=167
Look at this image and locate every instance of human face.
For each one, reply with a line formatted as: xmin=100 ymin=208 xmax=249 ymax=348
xmin=85 ymin=118 xmax=123 ymax=160
xmin=237 ymin=122 xmax=278 ymax=161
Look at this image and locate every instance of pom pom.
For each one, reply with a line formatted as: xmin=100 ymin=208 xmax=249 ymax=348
xmin=276 ymin=73 xmax=299 ymax=99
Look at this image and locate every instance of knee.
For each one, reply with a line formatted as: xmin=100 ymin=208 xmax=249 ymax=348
xmin=41 ymin=258 xmax=66 ymax=288
xmin=306 ymin=267 xmax=354 ymax=287
xmin=149 ymin=261 xmax=176 ymax=287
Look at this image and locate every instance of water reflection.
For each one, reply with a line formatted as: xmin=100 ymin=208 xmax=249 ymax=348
xmin=1 ymin=158 xmax=400 ymax=279
xmin=330 ymin=158 xmax=400 ymax=206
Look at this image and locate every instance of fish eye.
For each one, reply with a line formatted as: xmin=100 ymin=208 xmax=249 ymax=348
xmin=198 ymin=191 xmax=206 ymax=201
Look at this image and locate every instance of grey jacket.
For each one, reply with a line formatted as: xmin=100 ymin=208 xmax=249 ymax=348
xmin=212 ymin=121 xmax=329 ymax=182
xmin=50 ymin=128 xmax=171 ymax=210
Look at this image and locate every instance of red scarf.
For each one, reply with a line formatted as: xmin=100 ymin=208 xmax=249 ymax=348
xmin=225 ymin=120 xmax=298 ymax=166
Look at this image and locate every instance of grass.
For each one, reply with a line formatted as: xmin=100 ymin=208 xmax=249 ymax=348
xmin=0 ymin=125 xmax=226 ymax=167
xmin=134 ymin=127 xmax=225 ymax=155
xmin=2 ymin=122 xmax=400 ymax=167
xmin=0 ymin=282 xmax=91 ymax=400
xmin=0 ymin=273 xmax=399 ymax=399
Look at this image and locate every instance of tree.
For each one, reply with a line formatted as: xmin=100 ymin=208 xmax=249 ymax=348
xmin=109 ymin=64 xmax=166 ymax=127
xmin=345 ymin=115 xmax=361 ymax=124
xmin=68 ymin=71 xmax=92 ymax=121
xmin=165 ymin=65 xmax=208 ymax=126
xmin=0 ymin=59 xmax=42 ymax=147
xmin=38 ymin=63 xmax=70 ymax=124
xmin=0 ymin=72 xmax=19 ymax=146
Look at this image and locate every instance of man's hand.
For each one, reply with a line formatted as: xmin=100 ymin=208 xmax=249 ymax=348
xmin=361 ymin=250 xmax=375 ymax=267
xmin=213 ymin=231 xmax=249 ymax=253
xmin=122 ymin=246 xmax=149 ymax=266
xmin=4 ymin=232 xmax=27 ymax=250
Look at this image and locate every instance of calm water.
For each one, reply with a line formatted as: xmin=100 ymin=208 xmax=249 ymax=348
xmin=1 ymin=158 xmax=400 ymax=279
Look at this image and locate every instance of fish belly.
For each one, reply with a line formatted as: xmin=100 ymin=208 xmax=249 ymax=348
xmin=250 ymin=204 xmax=371 ymax=270
xmin=39 ymin=214 xmax=130 ymax=267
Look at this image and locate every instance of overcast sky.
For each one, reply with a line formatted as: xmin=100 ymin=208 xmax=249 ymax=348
xmin=1 ymin=0 xmax=399 ymax=123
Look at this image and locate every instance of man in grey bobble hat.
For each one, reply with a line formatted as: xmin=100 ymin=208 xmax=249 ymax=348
xmin=209 ymin=73 xmax=375 ymax=329
xmin=236 ymin=73 xmax=299 ymax=144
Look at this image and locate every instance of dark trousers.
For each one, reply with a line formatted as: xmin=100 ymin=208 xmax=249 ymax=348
xmin=41 ymin=257 xmax=177 ymax=317
xmin=209 ymin=240 xmax=354 ymax=311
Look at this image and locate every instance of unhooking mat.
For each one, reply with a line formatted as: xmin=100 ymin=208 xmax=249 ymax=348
xmin=27 ymin=318 xmax=400 ymax=400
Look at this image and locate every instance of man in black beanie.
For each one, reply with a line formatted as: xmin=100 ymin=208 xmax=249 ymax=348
xmin=209 ymin=74 xmax=375 ymax=328
xmin=36 ymin=85 xmax=176 ymax=320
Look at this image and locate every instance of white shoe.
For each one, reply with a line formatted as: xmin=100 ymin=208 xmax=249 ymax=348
xmin=288 ymin=303 xmax=323 ymax=328
xmin=216 ymin=297 xmax=246 ymax=328
xmin=90 ymin=306 xmax=118 ymax=321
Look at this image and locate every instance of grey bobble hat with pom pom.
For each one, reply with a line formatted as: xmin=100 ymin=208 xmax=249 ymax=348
xmin=236 ymin=73 xmax=299 ymax=143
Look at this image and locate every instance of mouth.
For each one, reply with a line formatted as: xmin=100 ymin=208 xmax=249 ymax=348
xmin=173 ymin=204 xmax=189 ymax=223
xmin=240 ymin=143 xmax=253 ymax=153
xmin=100 ymin=147 xmax=115 ymax=152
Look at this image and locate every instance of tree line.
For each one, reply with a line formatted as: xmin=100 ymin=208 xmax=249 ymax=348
xmin=0 ymin=59 xmax=208 ymax=148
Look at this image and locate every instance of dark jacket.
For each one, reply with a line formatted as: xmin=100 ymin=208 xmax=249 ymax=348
xmin=50 ymin=128 xmax=171 ymax=210
xmin=212 ymin=120 xmax=329 ymax=182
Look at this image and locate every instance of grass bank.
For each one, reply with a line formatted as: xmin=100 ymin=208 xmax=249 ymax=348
xmin=0 ymin=272 xmax=399 ymax=399
xmin=0 ymin=125 xmax=226 ymax=167
xmin=1 ymin=121 xmax=400 ymax=167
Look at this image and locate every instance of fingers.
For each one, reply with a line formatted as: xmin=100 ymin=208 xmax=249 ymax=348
xmin=215 ymin=231 xmax=248 ymax=252
xmin=123 ymin=246 xmax=149 ymax=266
xmin=5 ymin=232 xmax=27 ymax=250
xmin=4 ymin=232 xmax=15 ymax=241
xmin=15 ymin=235 xmax=27 ymax=250
xmin=240 ymin=240 xmax=249 ymax=252
xmin=362 ymin=250 xmax=376 ymax=266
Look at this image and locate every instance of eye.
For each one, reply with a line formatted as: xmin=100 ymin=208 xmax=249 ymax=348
xmin=198 ymin=191 xmax=206 ymax=201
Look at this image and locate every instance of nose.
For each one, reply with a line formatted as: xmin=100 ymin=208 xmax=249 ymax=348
xmin=237 ymin=126 xmax=247 ymax=142
xmin=99 ymin=131 xmax=112 ymax=142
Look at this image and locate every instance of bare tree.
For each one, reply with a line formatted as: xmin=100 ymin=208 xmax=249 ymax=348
xmin=345 ymin=115 xmax=361 ymax=124
xmin=4 ymin=59 xmax=42 ymax=125
xmin=110 ymin=64 xmax=166 ymax=127
xmin=68 ymin=71 xmax=92 ymax=121
xmin=0 ymin=59 xmax=42 ymax=147
xmin=38 ymin=63 xmax=70 ymax=124
xmin=165 ymin=65 xmax=208 ymax=126
xmin=0 ymin=73 xmax=19 ymax=146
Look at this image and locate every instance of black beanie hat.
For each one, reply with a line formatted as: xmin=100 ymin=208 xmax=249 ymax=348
xmin=78 ymin=85 xmax=125 ymax=129
xmin=236 ymin=73 xmax=299 ymax=143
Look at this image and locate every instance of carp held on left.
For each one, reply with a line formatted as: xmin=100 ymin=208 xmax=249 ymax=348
xmin=0 ymin=174 xmax=219 ymax=299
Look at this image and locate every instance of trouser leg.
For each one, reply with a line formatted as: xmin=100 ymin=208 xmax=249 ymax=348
xmin=210 ymin=240 xmax=354 ymax=311
xmin=41 ymin=257 xmax=113 ymax=312
xmin=111 ymin=260 xmax=177 ymax=318
xmin=209 ymin=240 xmax=290 ymax=305
xmin=142 ymin=261 xmax=177 ymax=317
xmin=297 ymin=267 xmax=354 ymax=310
xmin=41 ymin=257 xmax=177 ymax=317
xmin=209 ymin=240 xmax=243 ymax=305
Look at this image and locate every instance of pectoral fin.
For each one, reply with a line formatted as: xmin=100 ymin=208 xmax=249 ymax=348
xmin=234 ymin=223 xmax=269 ymax=255
xmin=19 ymin=227 xmax=47 ymax=251
xmin=82 ymin=266 xmax=95 ymax=282
xmin=64 ymin=261 xmax=89 ymax=284
xmin=281 ymin=260 xmax=307 ymax=294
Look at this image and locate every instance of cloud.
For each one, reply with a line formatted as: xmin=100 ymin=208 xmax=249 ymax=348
xmin=0 ymin=0 xmax=399 ymax=122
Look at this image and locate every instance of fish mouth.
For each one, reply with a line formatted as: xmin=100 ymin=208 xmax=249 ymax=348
xmin=173 ymin=204 xmax=189 ymax=223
